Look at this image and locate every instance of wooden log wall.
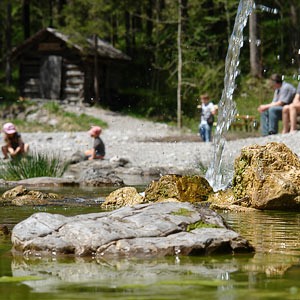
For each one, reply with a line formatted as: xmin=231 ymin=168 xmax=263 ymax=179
xmin=61 ymin=59 xmax=84 ymax=104
xmin=20 ymin=57 xmax=42 ymax=99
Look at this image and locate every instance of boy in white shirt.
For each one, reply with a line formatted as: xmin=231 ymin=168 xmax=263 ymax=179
xmin=197 ymin=94 xmax=217 ymax=142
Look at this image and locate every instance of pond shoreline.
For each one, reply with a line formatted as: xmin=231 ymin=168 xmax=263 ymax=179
xmin=2 ymin=106 xmax=300 ymax=188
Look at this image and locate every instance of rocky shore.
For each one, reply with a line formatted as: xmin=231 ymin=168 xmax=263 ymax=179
xmin=2 ymin=105 xmax=300 ymax=187
xmin=6 ymin=106 xmax=300 ymax=260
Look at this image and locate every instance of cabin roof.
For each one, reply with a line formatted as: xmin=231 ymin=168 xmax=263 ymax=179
xmin=11 ymin=27 xmax=131 ymax=61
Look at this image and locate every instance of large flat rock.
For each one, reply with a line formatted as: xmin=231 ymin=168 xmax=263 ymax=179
xmin=11 ymin=202 xmax=254 ymax=258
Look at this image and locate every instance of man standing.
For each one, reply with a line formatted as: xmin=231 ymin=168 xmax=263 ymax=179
xmin=257 ymin=74 xmax=296 ymax=136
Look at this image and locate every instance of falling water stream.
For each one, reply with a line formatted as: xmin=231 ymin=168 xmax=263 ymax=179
xmin=206 ymin=0 xmax=254 ymax=190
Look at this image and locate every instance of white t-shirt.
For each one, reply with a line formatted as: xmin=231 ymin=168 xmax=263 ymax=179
xmin=200 ymin=102 xmax=215 ymax=125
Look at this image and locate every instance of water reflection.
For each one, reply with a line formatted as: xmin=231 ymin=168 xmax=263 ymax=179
xmin=223 ymin=210 xmax=300 ymax=256
xmin=9 ymin=253 xmax=300 ymax=299
xmin=1 ymin=204 xmax=300 ymax=299
xmin=11 ymin=256 xmax=241 ymax=293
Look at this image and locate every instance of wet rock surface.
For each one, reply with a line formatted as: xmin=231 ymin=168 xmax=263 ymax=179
xmin=11 ymin=201 xmax=254 ymax=258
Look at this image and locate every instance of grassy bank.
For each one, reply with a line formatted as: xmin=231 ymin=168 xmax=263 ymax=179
xmin=0 ymin=100 xmax=107 ymax=133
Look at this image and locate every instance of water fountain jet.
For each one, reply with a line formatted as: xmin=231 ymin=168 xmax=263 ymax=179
xmin=206 ymin=0 xmax=254 ymax=191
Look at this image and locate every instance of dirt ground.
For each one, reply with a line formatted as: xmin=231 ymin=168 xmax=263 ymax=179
xmin=140 ymin=130 xmax=261 ymax=143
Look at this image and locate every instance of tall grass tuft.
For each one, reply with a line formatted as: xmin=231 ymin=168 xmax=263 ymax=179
xmin=0 ymin=153 xmax=69 ymax=181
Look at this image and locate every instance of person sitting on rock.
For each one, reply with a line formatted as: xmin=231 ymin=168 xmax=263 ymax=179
xmin=282 ymin=82 xmax=300 ymax=134
xmin=257 ymin=74 xmax=296 ymax=136
xmin=1 ymin=122 xmax=29 ymax=159
xmin=84 ymin=126 xmax=105 ymax=160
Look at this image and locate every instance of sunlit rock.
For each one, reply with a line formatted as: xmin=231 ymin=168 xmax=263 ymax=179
xmin=208 ymin=189 xmax=256 ymax=212
xmin=1 ymin=185 xmax=61 ymax=206
xmin=232 ymin=142 xmax=300 ymax=210
xmin=11 ymin=202 xmax=254 ymax=258
xmin=144 ymin=174 xmax=213 ymax=203
xmin=102 ymin=187 xmax=145 ymax=209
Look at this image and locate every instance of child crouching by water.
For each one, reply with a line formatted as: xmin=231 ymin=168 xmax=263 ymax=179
xmin=1 ymin=122 xmax=29 ymax=159
xmin=84 ymin=126 xmax=105 ymax=160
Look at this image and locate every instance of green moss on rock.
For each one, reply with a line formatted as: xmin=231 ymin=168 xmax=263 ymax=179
xmin=144 ymin=174 xmax=213 ymax=203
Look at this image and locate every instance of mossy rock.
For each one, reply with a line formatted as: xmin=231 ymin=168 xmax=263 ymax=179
xmin=1 ymin=185 xmax=62 ymax=206
xmin=144 ymin=174 xmax=213 ymax=203
xmin=232 ymin=142 xmax=300 ymax=210
xmin=102 ymin=186 xmax=145 ymax=209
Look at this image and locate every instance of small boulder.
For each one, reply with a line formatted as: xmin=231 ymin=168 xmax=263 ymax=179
xmin=102 ymin=187 xmax=145 ymax=209
xmin=232 ymin=142 xmax=300 ymax=210
xmin=69 ymin=151 xmax=86 ymax=164
xmin=1 ymin=185 xmax=61 ymax=206
xmin=109 ymin=156 xmax=130 ymax=167
xmin=77 ymin=164 xmax=124 ymax=186
xmin=144 ymin=174 xmax=213 ymax=203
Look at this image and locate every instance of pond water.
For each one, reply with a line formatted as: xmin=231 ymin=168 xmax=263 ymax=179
xmin=1 ymin=187 xmax=300 ymax=300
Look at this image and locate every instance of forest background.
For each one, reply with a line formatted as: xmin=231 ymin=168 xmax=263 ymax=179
xmin=0 ymin=0 xmax=300 ymax=132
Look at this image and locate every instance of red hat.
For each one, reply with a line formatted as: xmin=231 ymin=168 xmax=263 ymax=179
xmin=3 ymin=122 xmax=16 ymax=134
xmin=88 ymin=126 xmax=102 ymax=136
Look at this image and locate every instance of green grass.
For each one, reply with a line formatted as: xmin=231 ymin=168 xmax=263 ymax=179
xmin=43 ymin=100 xmax=61 ymax=113
xmin=0 ymin=153 xmax=69 ymax=181
xmin=0 ymin=100 xmax=107 ymax=133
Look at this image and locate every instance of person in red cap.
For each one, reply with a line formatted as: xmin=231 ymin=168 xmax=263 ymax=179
xmin=1 ymin=122 xmax=29 ymax=159
xmin=84 ymin=125 xmax=105 ymax=160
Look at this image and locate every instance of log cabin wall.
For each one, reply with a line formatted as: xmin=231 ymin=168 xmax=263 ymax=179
xmin=20 ymin=56 xmax=42 ymax=99
xmin=17 ymin=32 xmax=84 ymax=104
xmin=12 ymin=28 xmax=131 ymax=108
xmin=61 ymin=58 xmax=84 ymax=104
xmin=19 ymin=52 xmax=117 ymax=106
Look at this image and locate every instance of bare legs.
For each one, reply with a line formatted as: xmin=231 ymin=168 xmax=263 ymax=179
xmin=282 ymin=105 xmax=290 ymax=133
xmin=1 ymin=143 xmax=29 ymax=159
xmin=282 ymin=103 xmax=300 ymax=133
xmin=289 ymin=104 xmax=300 ymax=132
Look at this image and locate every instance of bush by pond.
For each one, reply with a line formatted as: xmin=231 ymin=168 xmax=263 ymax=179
xmin=0 ymin=153 xmax=69 ymax=180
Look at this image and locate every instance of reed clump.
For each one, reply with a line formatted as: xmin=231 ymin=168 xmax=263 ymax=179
xmin=0 ymin=153 xmax=69 ymax=181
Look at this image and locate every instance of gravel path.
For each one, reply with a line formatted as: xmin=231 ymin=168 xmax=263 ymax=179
xmin=18 ymin=105 xmax=300 ymax=176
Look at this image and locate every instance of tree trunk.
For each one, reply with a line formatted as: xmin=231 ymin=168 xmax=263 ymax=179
xmin=249 ymin=9 xmax=262 ymax=78
xmin=224 ymin=0 xmax=231 ymax=40
xmin=57 ymin=0 xmax=66 ymax=26
xmin=177 ymin=0 xmax=182 ymax=129
xmin=94 ymin=35 xmax=100 ymax=104
xmin=5 ymin=2 xmax=12 ymax=86
xmin=49 ymin=0 xmax=53 ymax=27
xmin=22 ymin=0 xmax=30 ymax=39
xmin=146 ymin=0 xmax=153 ymax=43
xmin=131 ymin=11 xmax=136 ymax=48
xmin=181 ymin=0 xmax=188 ymax=33
xmin=290 ymin=2 xmax=300 ymax=63
xmin=110 ymin=13 xmax=118 ymax=46
xmin=125 ymin=11 xmax=131 ymax=55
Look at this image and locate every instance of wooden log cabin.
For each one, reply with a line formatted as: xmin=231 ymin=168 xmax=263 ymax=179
xmin=11 ymin=27 xmax=131 ymax=107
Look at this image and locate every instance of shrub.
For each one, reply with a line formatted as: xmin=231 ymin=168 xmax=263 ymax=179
xmin=0 ymin=153 xmax=69 ymax=181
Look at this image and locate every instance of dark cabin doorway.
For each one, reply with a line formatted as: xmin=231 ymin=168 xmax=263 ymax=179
xmin=40 ymin=55 xmax=62 ymax=99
